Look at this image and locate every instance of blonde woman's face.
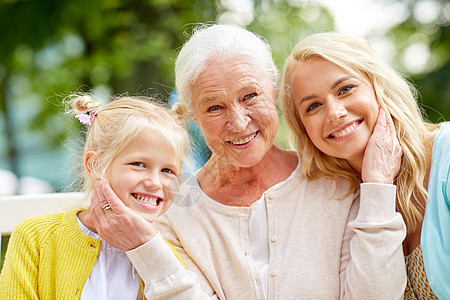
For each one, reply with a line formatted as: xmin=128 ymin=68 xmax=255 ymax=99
xmin=105 ymin=128 xmax=179 ymax=223
xmin=290 ymin=58 xmax=379 ymax=169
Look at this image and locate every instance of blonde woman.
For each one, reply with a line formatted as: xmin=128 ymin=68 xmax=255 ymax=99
xmin=281 ymin=32 xmax=450 ymax=299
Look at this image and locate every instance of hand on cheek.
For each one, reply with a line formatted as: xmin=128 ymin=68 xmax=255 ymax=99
xmin=85 ymin=179 xmax=158 ymax=251
xmin=361 ymin=109 xmax=403 ymax=184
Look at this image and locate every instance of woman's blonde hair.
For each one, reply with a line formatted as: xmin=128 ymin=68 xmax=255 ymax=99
xmin=67 ymin=94 xmax=190 ymax=207
xmin=281 ymin=32 xmax=440 ymax=233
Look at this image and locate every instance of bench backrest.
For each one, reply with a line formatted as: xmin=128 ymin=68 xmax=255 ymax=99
xmin=0 ymin=192 xmax=84 ymax=267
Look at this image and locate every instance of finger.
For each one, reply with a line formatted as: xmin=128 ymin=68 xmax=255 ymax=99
xmin=383 ymin=109 xmax=398 ymax=138
xmin=383 ymin=110 xmax=400 ymax=150
xmin=85 ymin=210 xmax=99 ymax=230
xmin=96 ymin=179 xmax=109 ymax=208
xmin=376 ymin=108 xmax=387 ymax=132
xmin=101 ymin=179 xmax=126 ymax=212
xmin=91 ymin=182 xmax=112 ymax=223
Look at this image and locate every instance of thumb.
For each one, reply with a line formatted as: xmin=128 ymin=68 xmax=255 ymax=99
xmin=84 ymin=213 xmax=94 ymax=228
xmin=375 ymin=108 xmax=387 ymax=130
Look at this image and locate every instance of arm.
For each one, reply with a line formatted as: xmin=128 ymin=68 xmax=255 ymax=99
xmin=339 ymin=184 xmax=406 ymax=299
xmin=0 ymin=221 xmax=40 ymax=299
xmin=85 ymin=180 xmax=216 ymax=299
xmin=127 ymin=232 xmax=217 ymax=299
xmin=339 ymin=109 xmax=406 ymax=299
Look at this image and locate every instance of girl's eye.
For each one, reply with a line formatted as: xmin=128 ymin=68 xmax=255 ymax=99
xmin=338 ymin=85 xmax=354 ymax=96
xmin=306 ymin=102 xmax=321 ymax=112
xmin=131 ymin=162 xmax=145 ymax=167
xmin=162 ymin=168 xmax=176 ymax=175
xmin=244 ymin=93 xmax=257 ymax=100
xmin=207 ymin=105 xmax=221 ymax=112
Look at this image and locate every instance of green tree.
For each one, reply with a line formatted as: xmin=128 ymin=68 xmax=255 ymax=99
xmin=385 ymin=0 xmax=450 ymax=122
xmin=0 ymin=0 xmax=217 ymax=189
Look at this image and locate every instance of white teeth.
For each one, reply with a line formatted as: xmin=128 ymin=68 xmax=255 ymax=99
xmin=135 ymin=194 xmax=158 ymax=205
xmin=230 ymin=132 xmax=257 ymax=145
xmin=332 ymin=122 xmax=359 ymax=138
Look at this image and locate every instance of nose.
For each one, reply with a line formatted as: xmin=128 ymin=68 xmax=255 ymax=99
xmin=326 ymin=99 xmax=347 ymax=123
xmin=144 ymin=172 xmax=162 ymax=190
xmin=226 ymin=107 xmax=250 ymax=132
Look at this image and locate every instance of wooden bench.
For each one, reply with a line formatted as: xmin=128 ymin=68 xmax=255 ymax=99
xmin=0 ymin=192 xmax=83 ymax=268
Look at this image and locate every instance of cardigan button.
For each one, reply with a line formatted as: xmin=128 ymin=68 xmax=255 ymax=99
xmin=90 ymin=244 xmax=96 ymax=248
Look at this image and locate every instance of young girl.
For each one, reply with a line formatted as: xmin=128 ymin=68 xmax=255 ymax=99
xmin=0 ymin=94 xmax=190 ymax=299
xmin=281 ymin=32 xmax=449 ymax=299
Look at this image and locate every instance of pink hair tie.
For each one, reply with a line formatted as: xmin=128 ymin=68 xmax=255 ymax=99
xmin=76 ymin=108 xmax=100 ymax=126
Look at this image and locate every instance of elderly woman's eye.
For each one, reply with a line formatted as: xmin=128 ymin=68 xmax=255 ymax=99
xmin=207 ymin=105 xmax=221 ymax=112
xmin=244 ymin=93 xmax=257 ymax=100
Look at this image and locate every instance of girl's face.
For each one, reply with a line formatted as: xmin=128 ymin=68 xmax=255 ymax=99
xmin=289 ymin=58 xmax=379 ymax=171
xmin=189 ymin=57 xmax=279 ymax=168
xmin=104 ymin=128 xmax=179 ymax=223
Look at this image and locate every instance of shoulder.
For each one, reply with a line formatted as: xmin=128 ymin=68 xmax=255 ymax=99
xmin=431 ymin=123 xmax=450 ymax=167
xmin=436 ymin=122 xmax=450 ymax=142
xmin=13 ymin=209 xmax=78 ymax=241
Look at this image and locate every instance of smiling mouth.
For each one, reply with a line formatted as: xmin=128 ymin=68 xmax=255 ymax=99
xmin=132 ymin=193 xmax=162 ymax=206
xmin=228 ymin=131 xmax=258 ymax=145
xmin=328 ymin=121 xmax=362 ymax=138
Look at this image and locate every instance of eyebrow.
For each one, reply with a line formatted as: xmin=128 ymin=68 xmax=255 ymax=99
xmin=299 ymin=75 xmax=354 ymax=104
xmin=331 ymin=76 xmax=353 ymax=90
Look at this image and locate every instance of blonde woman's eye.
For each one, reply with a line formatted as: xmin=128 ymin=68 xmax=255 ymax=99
xmin=338 ymin=85 xmax=354 ymax=95
xmin=306 ymin=102 xmax=321 ymax=112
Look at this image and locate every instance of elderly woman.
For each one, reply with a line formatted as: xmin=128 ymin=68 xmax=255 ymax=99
xmin=86 ymin=24 xmax=407 ymax=299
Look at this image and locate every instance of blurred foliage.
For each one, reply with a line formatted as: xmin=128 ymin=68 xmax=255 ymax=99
xmin=0 ymin=0 xmax=448 ymax=189
xmin=0 ymin=0 xmax=218 ymax=145
xmin=0 ymin=0 xmax=218 ymax=185
xmin=384 ymin=0 xmax=450 ymax=123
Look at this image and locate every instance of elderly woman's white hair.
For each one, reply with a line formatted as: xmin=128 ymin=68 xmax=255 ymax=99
xmin=174 ymin=23 xmax=279 ymax=110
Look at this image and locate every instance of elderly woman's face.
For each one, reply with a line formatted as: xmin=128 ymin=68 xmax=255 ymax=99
xmin=189 ymin=57 xmax=278 ymax=167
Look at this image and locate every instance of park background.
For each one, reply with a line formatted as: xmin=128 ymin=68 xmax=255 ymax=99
xmin=0 ymin=0 xmax=449 ymax=195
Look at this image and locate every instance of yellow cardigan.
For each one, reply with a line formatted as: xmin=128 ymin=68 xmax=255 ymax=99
xmin=0 ymin=209 xmax=183 ymax=299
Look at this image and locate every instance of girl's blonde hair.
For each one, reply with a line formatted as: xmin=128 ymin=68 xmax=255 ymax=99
xmin=281 ymin=32 xmax=440 ymax=233
xmin=68 ymin=94 xmax=190 ymax=207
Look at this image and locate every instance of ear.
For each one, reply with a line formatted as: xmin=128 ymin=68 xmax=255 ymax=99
xmin=84 ymin=150 xmax=100 ymax=179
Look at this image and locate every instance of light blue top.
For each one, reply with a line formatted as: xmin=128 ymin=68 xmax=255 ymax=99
xmin=422 ymin=122 xmax=450 ymax=300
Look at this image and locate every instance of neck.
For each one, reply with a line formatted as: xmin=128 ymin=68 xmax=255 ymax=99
xmin=197 ymin=146 xmax=297 ymax=206
xmin=347 ymin=153 xmax=364 ymax=175
xmin=201 ymin=145 xmax=281 ymax=185
xmin=77 ymin=208 xmax=98 ymax=233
